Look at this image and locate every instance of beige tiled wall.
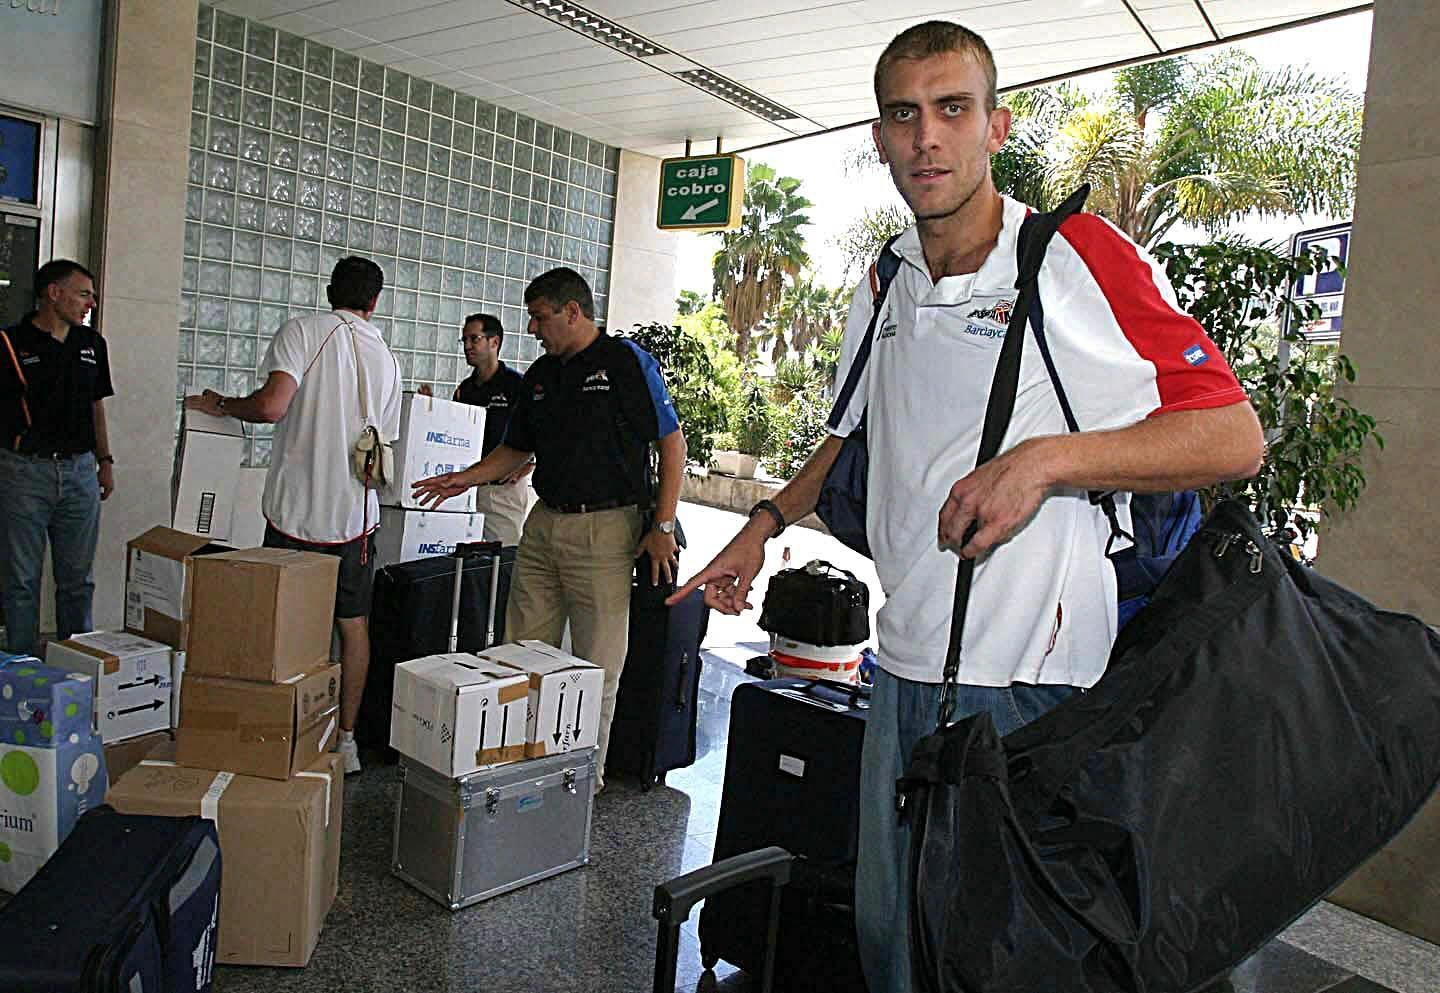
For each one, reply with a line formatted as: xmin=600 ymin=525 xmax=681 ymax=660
xmin=1325 ymin=0 xmax=1440 ymax=942
xmin=607 ymin=150 xmax=680 ymax=332
xmin=1318 ymin=3 xmax=1440 ymax=621
xmin=87 ymin=0 xmax=197 ymax=631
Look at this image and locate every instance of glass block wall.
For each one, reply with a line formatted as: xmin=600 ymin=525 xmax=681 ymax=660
xmin=182 ymin=4 xmax=620 ymax=465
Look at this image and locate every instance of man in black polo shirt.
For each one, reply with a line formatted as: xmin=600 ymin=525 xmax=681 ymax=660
xmin=415 ymin=267 xmax=686 ymax=793
xmin=0 ymin=260 xmax=114 ymax=655
xmin=452 ymin=312 xmax=531 ymax=545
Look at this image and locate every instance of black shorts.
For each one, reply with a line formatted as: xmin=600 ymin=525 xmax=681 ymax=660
xmin=262 ymin=525 xmax=376 ymax=619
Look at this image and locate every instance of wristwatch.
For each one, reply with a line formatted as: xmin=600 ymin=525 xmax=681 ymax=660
xmin=656 ymin=520 xmax=676 ymax=535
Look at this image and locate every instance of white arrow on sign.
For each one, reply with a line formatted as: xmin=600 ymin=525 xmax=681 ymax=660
xmin=681 ymin=198 xmax=721 ymax=222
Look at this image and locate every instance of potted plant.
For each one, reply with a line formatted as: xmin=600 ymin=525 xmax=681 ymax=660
xmin=729 ymin=379 xmax=776 ymax=480
xmin=709 ymin=430 xmax=742 ymax=476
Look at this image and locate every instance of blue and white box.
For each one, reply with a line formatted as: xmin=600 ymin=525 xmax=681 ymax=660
xmin=0 ymin=657 xmax=95 ymax=748
xmin=382 ymin=392 xmax=484 ymax=513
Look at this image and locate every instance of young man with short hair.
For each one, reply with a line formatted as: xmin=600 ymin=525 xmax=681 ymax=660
xmin=672 ymin=21 xmax=1264 ymax=992
xmin=187 ymin=256 xmax=401 ymax=774
xmin=0 ymin=260 xmax=112 ymax=655
xmin=453 ymin=312 xmax=531 ymax=545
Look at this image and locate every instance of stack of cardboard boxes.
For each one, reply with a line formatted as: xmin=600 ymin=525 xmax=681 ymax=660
xmin=107 ymin=547 xmax=346 ymax=968
xmin=374 ymin=392 xmax=488 ymax=567
xmin=386 ymin=640 xmax=605 ymax=907
xmin=0 ymin=653 xmax=108 ymax=893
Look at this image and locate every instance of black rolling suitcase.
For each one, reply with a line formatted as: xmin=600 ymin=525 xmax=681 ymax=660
xmin=361 ymin=541 xmax=514 ymax=748
xmin=0 ymin=808 xmax=222 ymax=993
xmin=607 ymin=562 xmax=709 ymax=789
xmin=698 ymin=678 xmax=869 ymax=992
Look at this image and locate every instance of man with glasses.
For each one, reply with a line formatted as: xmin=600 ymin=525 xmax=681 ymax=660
xmin=453 ymin=313 xmax=531 ymax=545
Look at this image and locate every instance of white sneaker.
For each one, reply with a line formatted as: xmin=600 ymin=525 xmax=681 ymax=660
xmin=336 ymin=732 xmax=361 ymax=775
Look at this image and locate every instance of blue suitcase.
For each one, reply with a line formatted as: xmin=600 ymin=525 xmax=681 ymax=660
xmin=0 ymin=808 xmax=222 ymax=993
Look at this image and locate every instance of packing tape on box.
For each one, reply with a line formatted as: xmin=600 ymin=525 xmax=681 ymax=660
xmin=316 ymin=716 xmax=337 ymax=755
xmin=200 ymin=772 xmax=235 ymax=822
xmin=138 ymin=762 xmax=235 ymax=825
xmin=296 ymin=769 xmax=334 ymax=828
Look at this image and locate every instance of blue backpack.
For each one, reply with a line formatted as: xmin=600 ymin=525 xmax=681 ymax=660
xmin=816 ymin=187 xmax=1200 ymax=628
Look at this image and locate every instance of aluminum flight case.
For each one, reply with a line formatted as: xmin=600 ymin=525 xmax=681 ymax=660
xmin=391 ymin=747 xmax=596 ymax=909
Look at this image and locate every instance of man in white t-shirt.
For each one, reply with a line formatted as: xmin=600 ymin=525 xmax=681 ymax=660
xmin=186 ymin=256 xmax=401 ymax=775
xmin=671 ymin=22 xmax=1266 ymax=993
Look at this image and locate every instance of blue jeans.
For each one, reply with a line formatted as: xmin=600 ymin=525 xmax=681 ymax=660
xmin=856 ymin=668 xmax=1077 ymax=993
xmin=0 ymin=449 xmax=102 ymax=655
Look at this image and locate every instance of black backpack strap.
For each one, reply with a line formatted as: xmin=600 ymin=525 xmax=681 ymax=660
xmin=825 ymin=233 xmax=904 ymax=431
xmin=936 ymin=186 xmax=1092 ymax=728
xmin=1016 ymin=188 xmax=1131 ymax=553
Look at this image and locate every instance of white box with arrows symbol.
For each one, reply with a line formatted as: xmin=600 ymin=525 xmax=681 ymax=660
xmin=479 ymin=640 xmax=604 ymax=758
xmin=46 ymin=631 xmax=174 ymax=743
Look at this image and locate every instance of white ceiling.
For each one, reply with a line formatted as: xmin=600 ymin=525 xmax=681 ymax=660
xmin=214 ymin=0 xmax=1372 ymax=158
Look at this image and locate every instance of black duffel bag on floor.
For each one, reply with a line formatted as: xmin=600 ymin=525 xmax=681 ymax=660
xmin=899 ymin=499 xmax=1440 ymax=993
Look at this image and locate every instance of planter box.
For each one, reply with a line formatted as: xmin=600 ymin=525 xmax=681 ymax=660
xmin=711 ymin=450 xmax=759 ymax=479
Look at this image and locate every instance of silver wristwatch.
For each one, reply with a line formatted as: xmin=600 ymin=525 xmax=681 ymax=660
xmin=656 ymin=519 xmax=676 ymax=535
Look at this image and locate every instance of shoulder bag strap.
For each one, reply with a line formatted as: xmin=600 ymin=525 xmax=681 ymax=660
xmin=935 ymin=186 xmax=1091 ymax=729
xmin=825 ymin=233 xmax=905 ymax=431
xmin=0 ymin=330 xmax=31 ymax=450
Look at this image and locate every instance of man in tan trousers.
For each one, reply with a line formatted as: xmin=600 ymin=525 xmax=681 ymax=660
xmin=414 ymin=267 xmax=685 ymax=793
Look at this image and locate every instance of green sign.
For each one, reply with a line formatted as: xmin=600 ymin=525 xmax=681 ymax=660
xmin=656 ymin=155 xmax=745 ymax=231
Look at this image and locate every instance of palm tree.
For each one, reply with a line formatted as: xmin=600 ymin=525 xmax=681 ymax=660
xmin=711 ymin=163 xmax=811 ymax=363
xmin=765 ymin=275 xmax=839 ymax=365
xmin=1033 ymin=55 xmax=1362 ymax=247
xmin=675 ymin=289 xmax=705 ymax=317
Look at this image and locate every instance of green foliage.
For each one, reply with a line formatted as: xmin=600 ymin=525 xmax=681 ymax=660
xmin=621 ymin=320 xmax=729 ymax=469
xmin=675 ymin=289 xmax=705 ymax=317
xmin=771 ymin=355 xmax=825 ymax=405
xmin=770 ymin=390 xmax=830 ymax=481
xmin=834 ymin=204 xmax=910 ymax=286
xmin=1152 ymin=238 xmax=1383 ymax=540
xmin=711 ymin=162 xmax=812 ymax=363
xmin=731 ymin=377 xmax=778 ymax=457
xmin=994 ymin=52 xmax=1362 ymax=247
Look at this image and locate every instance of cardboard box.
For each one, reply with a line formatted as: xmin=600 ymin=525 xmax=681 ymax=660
xmin=102 ymin=729 xmax=173 ymax=782
xmin=186 ymin=548 xmax=338 ymax=683
xmin=480 ymin=640 xmax=605 ymax=758
xmin=0 ymin=657 xmax=95 ymax=748
xmin=390 ymin=653 xmax=527 ymax=776
xmin=107 ymin=752 xmax=343 ymax=967
xmin=172 ymin=409 xmax=246 ymax=541
xmin=46 ymin=632 xmax=174 ymax=742
xmin=177 ymin=664 xmax=340 ymax=781
xmin=124 ymin=526 xmax=230 ymax=649
xmin=381 ymin=392 xmax=483 ymax=513
xmin=230 ymin=466 xmax=269 ymax=549
xmin=0 ymin=733 xmax=107 ymax=893
xmin=374 ymin=506 xmax=486 ymax=567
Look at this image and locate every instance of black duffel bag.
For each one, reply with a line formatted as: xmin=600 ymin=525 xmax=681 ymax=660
xmin=758 ymin=561 xmax=870 ymax=647
xmin=900 ymin=499 xmax=1440 ymax=993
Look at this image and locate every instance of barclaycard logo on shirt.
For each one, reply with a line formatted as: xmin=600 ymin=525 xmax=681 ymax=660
xmin=958 ymin=296 xmax=1016 ymax=341
xmin=967 ymin=298 xmax=1016 ymax=325
xmin=583 ymin=369 xmax=610 ymax=392
xmin=425 ymin=430 xmax=473 ymax=449
xmin=79 ymin=346 xmax=97 ymax=366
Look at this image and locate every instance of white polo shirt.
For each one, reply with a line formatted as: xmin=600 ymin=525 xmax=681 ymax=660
xmin=260 ymin=310 xmax=402 ymax=544
xmin=832 ymin=196 xmax=1246 ymax=687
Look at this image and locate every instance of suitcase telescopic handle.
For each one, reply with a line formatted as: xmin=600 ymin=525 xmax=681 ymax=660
xmin=449 ymin=541 xmax=503 ymax=653
xmin=652 ymin=847 xmax=793 ymax=993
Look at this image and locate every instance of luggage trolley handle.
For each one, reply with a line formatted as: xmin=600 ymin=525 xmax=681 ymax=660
xmin=652 ymin=846 xmax=793 ymax=993
xmin=450 ymin=540 xmax=503 ymax=653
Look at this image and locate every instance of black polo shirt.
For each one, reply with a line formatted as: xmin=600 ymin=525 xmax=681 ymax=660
xmin=0 ymin=316 xmax=114 ymax=455
xmin=506 ymin=333 xmax=679 ymax=508
xmin=453 ymin=361 xmax=525 ymax=457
